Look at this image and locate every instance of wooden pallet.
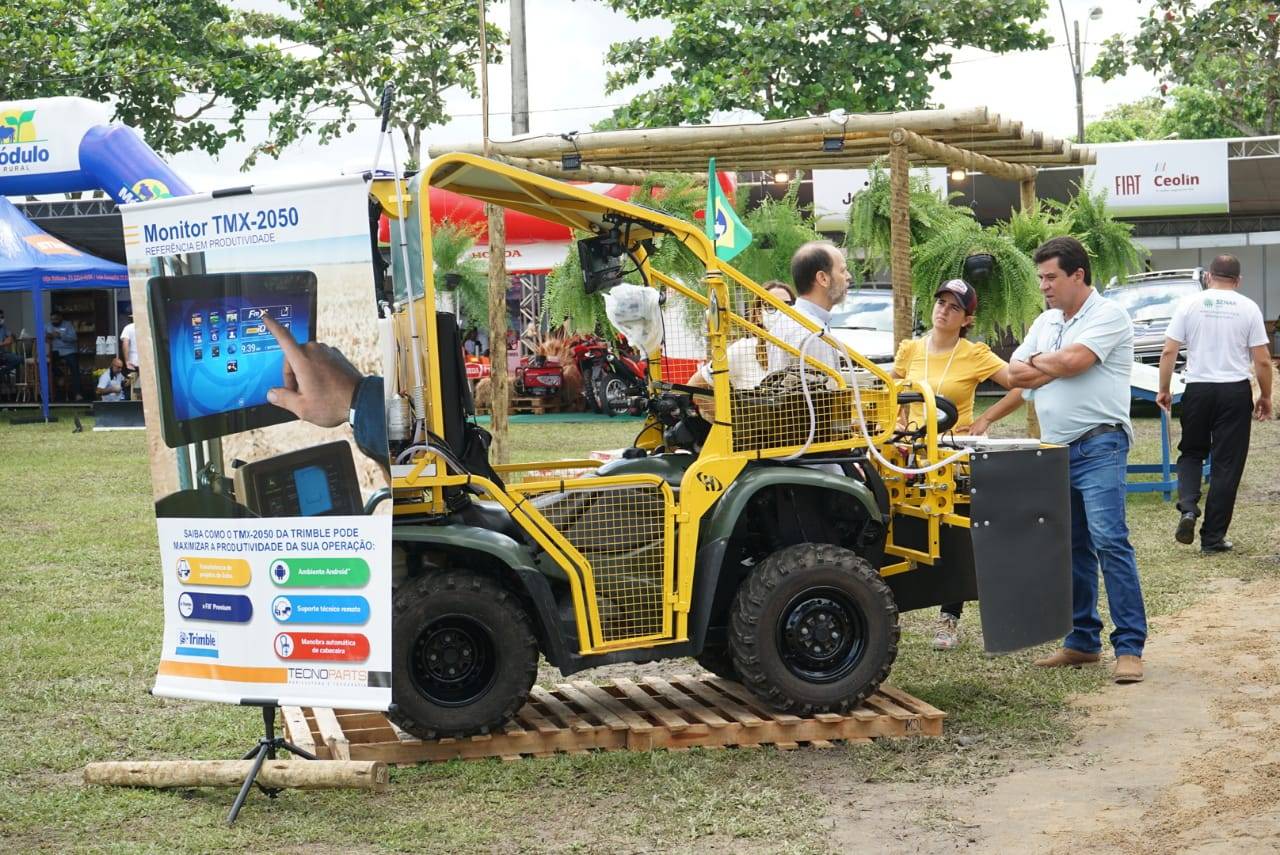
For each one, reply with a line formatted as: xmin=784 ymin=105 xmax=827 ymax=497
xmin=476 ymin=395 xmax=565 ymax=416
xmin=282 ymin=675 xmax=944 ymax=764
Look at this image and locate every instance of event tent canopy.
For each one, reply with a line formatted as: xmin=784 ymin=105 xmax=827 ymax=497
xmin=0 ymin=195 xmax=129 ymax=420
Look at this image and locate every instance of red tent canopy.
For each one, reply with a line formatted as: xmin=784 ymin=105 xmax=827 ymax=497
xmin=379 ymin=173 xmax=737 ymax=273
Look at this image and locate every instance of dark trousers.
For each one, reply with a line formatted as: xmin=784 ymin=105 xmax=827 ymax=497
xmin=1177 ymin=380 xmax=1253 ymax=546
xmin=52 ymin=351 xmax=83 ymax=401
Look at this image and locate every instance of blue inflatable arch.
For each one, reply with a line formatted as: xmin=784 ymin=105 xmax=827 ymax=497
xmin=0 ymin=97 xmax=192 ymax=419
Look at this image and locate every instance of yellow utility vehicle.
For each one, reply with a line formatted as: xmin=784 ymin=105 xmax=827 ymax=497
xmin=381 ymin=155 xmax=1070 ymax=738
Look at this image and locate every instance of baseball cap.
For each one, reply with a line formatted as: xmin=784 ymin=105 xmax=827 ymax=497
xmin=934 ymin=278 xmax=978 ymax=314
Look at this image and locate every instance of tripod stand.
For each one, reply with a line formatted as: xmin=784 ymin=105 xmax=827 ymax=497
xmin=227 ymin=703 xmax=316 ymax=825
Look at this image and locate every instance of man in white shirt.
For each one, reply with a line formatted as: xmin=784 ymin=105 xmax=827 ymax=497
xmin=119 ymin=317 xmax=139 ymax=372
xmin=96 ymin=357 xmax=128 ymax=401
xmin=1157 ymin=255 xmax=1272 ymax=554
xmin=766 ymin=240 xmax=852 ymax=373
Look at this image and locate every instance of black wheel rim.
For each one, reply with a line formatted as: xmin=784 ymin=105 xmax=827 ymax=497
xmin=408 ymin=614 xmax=498 ymax=707
xmin=604 ymin=378 xmax=628 ymax=413
xmin=776 ymin=586 xmax=867 ymax=684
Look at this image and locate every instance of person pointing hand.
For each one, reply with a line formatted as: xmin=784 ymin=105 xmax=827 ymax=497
xmin=262 ymin=313 xmax=362 ymax=427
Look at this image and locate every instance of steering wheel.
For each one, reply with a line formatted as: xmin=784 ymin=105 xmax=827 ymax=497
xmin=894 ymin=391 xmax=959 ymax=440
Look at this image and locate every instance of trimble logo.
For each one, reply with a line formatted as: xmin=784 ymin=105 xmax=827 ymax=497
xmin=0 ymin=109 xmax=51 ymax=170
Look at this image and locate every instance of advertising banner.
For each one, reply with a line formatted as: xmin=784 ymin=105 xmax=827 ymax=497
xmin=0 ymin=96 xmax=111 ymax=180
xmin=1087 ymin=140 xmax=1229 ymax=217
xmin=121 ymin=175 xmax=393 ymax=710
xmin=811 ymin=167 xmax=947 ymax=232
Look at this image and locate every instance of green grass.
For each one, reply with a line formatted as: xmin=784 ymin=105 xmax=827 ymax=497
xmin=0 ymin=405 xmax=1275 ymax=852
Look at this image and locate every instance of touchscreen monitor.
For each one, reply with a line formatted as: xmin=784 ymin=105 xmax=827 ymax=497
xmin=148 ymin=271 xmax=318 ymax=447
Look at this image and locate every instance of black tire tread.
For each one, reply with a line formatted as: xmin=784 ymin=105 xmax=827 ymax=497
xmin=388 ymin=570 xmax=539 ymax=740
xmin=729 ymin=543 xmax=898 ymax=716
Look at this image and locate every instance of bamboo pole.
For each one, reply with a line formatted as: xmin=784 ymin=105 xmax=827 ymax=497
xmin=1019 ymin=173 xmax=1043 ymax=439
xmin=83 ymin=760 xmax=389 ymax=791
xmin=478 ymin=0 xmax=510 ymax=463
xmin=429 ymin=107 xmax=993 ymax=159
xmin=889 ymin=139 xmax=913 ymax=347
xmin=488 ymin=154 xmax=704 ymax=185
xmin=889 ymin=128 xmax=1037 ymax=181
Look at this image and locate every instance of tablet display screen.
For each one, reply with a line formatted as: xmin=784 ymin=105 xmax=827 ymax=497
xmin=149 ymin=272 xmax=318 ymax=447
xmin=166 ymin=294 xmax=313 ymax=421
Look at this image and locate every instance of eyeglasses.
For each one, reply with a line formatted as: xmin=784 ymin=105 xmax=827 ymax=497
xmin=763 ymin=300 xmax=794 ymax=313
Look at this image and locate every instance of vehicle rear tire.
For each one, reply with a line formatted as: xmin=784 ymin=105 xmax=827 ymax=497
xmin=598 ymin=372 xmax=628 ymax=417
xmin=729 ymin=544 xmax=898 ymax=715
xmin=389 ymin=570 xmax=539 ymax=740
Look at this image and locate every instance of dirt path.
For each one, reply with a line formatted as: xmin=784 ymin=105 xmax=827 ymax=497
xmin=820 ymin=576 xmax=1280 ymax=854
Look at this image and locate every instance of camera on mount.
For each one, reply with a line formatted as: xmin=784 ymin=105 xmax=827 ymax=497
xmin=578 ymin=229 xmax=625 ymax=294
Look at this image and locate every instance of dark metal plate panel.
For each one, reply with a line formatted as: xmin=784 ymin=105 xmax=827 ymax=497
xmin=970 ymin=446 xmax=1072 ymax=653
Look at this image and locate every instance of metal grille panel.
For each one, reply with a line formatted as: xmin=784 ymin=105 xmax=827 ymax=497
xmin=531 ymin=483 xmax=670 ymax=643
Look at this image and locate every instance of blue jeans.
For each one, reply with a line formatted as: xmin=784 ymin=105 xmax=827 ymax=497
xmin=1064 ymin=431 xmax=1147 ymax=658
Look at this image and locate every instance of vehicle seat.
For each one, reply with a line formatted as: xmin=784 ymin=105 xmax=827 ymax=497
xmin=595 ymin=453 xmax=697 ymax=489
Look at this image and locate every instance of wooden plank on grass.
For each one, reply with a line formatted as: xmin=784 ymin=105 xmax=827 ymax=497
xmin=643 ymin=677 xmax=730 ymax=728
xmin=280 ymin=706 xmax=317 ymax=756
xmin=529 ymin=686 xmax=597 ymax=733
xmin=671 ymin=675 xmax=764 ymax=728
xmin=613 ymin=678 xmax=691 ymax=731
xmin=312 ymin=707 xmax=351 ymax=761
xmin=704 ymin=677 xmax=802 ymax=724
xmin=555 ymin=683 xmax=630 ymax=732
xmin=569 ymin=682 xmax=653 ymax=733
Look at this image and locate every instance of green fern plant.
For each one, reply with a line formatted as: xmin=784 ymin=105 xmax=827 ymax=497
xmin=732 ymin=176 xmax=823 ymax=287
xmin=912 ymin=218 xmax=1041 ymax=340
xmin=431 ymin=218 xmax=489 ymax=324
xmin=1048 ymin=177 xmax=1148 ymax=288
xmin=1001 ymin=202 xmax=1069 ymax=256
xmin=845 ymin=160 xmax=972 ymax=281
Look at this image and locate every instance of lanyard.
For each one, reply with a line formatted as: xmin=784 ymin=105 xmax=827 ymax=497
xmin=922 ymin=334 xmax=959 ymax=393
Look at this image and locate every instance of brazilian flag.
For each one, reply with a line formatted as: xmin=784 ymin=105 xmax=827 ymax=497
xmin=705 ymin=158 xmax=751 ymax=261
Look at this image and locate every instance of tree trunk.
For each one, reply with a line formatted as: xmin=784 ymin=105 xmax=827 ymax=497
xmin=83 ymin=760 xmax=389 ymax=792
xmin=486 ymin=203 xmax=510 ymax=464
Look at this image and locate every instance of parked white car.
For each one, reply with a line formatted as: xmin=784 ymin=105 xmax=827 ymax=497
xmin=828 ymin=284 xmax=896 ymax=365
xmin=1102 ymin=268 xmax=1204 ymax=366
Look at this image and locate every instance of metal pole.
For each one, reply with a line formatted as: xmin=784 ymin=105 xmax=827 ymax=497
xmin=1074 ymin=19 xmax=1085 ymax=143
xmin=510 ymin=0 xmax=530 ymax=136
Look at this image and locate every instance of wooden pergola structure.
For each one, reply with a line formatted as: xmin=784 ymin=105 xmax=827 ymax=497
xmin=428 ymin=106 xmax=1095 ymax=344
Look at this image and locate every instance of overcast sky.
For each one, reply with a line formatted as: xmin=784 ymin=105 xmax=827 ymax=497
xmin=168 ymin=0 xmax=1160 ymax=189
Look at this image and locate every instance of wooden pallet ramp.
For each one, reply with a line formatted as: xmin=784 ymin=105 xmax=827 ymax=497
xmin=477 ymin=395 xmax=565 ymax=416
xmin=283 ymin=676 xmax=944 ymax=765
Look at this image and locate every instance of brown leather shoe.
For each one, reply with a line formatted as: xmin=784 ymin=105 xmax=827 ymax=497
xmin=1114 ymin=655 xmax=1144 ymax=683
xmin=1033 ymin=647 xmax=1101 ymax=667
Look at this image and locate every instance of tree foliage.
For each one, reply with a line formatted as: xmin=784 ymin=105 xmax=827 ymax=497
xmin=844 ymin=162 xmax=970 ymax=281
xmin=240 ymin=0 xmax=504 ymax=167
xmin=599 ymin=0 xmax=1049 ymax=127
xmin=0 ymin=0 xmax=299 ymax=158
xmin=731 ymin=179 xmax=823 ymax=288
xmin=1084 ymin=88 xmax=1254 ymax=143
xmin=911 ymin=219 xmax=1041 ymax=340
xmin=1092 ymin=1 xmax=1280 ymax=137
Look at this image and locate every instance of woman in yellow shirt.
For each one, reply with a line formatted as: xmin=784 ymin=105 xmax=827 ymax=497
xmin=892 ymin=278 xmax=1025 ymax=650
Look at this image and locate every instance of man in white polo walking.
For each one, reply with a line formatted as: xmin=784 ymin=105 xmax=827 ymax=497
xmin=1157 ymin=255 xmax=1272 ymax=554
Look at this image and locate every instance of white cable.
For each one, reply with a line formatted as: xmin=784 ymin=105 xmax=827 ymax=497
xmin=369 ymin=98 xmax=427 ymax=444
xmin=776 ymin=326 xmax=968 ymax=475
xmin=847 ymin=357 xmax=970 ymax=476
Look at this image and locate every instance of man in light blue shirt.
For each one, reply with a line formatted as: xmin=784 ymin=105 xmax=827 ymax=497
xmin=1009 ymin=236 xmax=1147 ymax=684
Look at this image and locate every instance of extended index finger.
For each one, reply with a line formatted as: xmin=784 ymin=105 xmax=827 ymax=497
xmin=262 ymin=313 xmax=304 ymax=363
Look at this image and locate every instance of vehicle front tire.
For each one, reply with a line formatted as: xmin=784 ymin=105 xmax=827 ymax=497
xmin=729 ymin=544 xmax=898 ymax=715
xmin=389 ymin=570 xmax=539 ymax=740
